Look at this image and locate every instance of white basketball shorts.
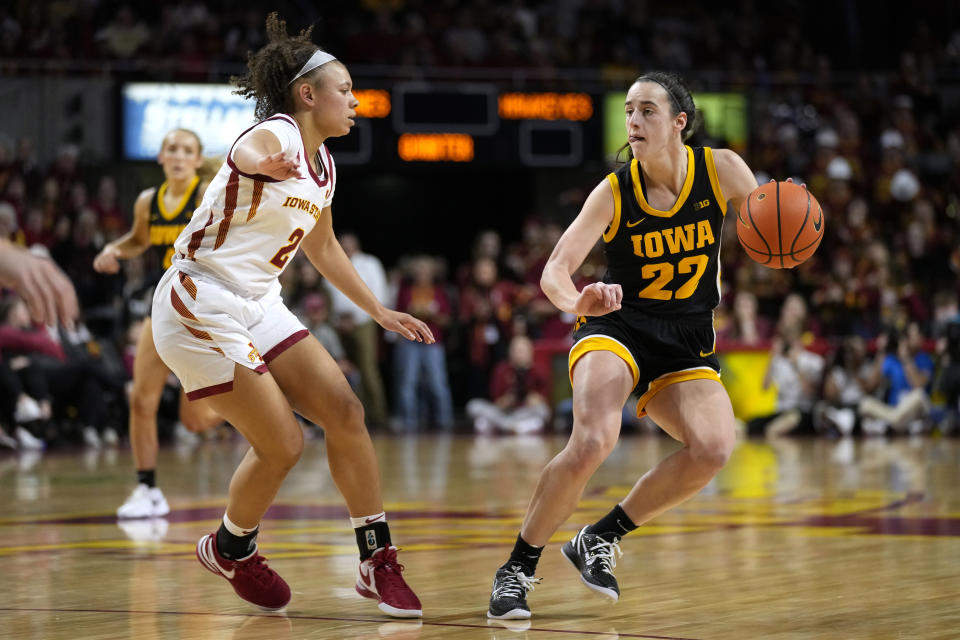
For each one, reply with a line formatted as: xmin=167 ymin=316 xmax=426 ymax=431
xmin=151 ymin=267 xmax=309 ymax=399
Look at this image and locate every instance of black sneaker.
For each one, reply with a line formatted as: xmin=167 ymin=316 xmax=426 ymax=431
xmin=561 ymin=526 xmax=623 ymax=601
xmin=487 ymin=563 xmax=541 ymax=619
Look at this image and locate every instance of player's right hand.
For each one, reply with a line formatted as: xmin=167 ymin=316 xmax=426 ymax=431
xmin=255 ymin=152 xmax=302 ymax=181
xmin=93 ymin=246 xmax=121 ymax=273
xmin=573 ymin=282 xmax=622 ymax=317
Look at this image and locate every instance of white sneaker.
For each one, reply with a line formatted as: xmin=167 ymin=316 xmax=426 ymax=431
xmin=117 ymin=484 xmax=170 ymax=519
xmin=0 ymin=429 xmax=17 ymax=449
xmin=102 ymin=427 xmax=120 ymax=446
xmin=15 ymin=426 xmax=45 ymax=450
xmin=14 ymin=396 xmax=42 ymax=423
xmin=82 ymin=426 xmax=102 ymax=449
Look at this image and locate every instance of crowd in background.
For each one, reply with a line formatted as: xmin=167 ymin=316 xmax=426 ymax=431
xmin=1 ymin=1 xmax=959 ymax=448
xmin=2 ymin=1 xmax=958 ymax=80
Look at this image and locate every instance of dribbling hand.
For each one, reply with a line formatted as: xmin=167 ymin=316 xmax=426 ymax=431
xmin=256 ymin=152 xmax=302 ymax=181
xmin=573 ymin=282 xmax=622 ymax=317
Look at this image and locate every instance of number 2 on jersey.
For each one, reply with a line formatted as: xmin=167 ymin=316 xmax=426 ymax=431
xmin=638 ymin=254 xmax=709 ymax=300
xmin=269 ymin=228 xmax=305 ymax=269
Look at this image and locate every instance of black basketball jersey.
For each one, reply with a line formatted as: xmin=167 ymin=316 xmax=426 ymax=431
xmin=145 ymin=176 xmax=202 ymax=275
xmin=601 ymin=146 xmax=727 ymax=318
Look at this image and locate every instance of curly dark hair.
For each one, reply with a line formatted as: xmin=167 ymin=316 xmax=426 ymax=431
xmin=232 ymin=13 xmax=326 ymax=121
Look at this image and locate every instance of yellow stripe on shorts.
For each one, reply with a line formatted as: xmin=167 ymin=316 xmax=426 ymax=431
xmin=635 ymin=367 xmax=723 ymax=417
xmin=568 ymin=335 xmax=640 ymax=388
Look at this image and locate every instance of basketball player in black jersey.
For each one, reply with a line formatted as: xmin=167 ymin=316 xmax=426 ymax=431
xmin=488 ymin=72 xmax=762 ymax=619
xmin=93 ymin=129 xmax=222 ymax=520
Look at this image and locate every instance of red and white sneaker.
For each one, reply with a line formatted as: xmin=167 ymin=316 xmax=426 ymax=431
xmin=355 ymin=545 xmax=422 ymax=617
xmin=196 ymin=533 xmax=291 ymax=612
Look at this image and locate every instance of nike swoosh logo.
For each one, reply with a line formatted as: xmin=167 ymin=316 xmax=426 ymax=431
xmin=813 ymin=205 xmax=823 ymax=231
xmin=359 ymin=564 xmax=373 ymax=588
xmin=699 ymin=349 xmax=715 ymax=357
xmin=625 ymin=217 xmax=646 ymax=228
xmin=364 ymin=514 xmax=385 ymax=524
xmin=221 ymin=566 xmax=235 ymax=579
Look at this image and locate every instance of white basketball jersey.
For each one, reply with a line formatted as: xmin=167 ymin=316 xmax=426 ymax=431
xmin=172 ymin=113 xmax=336 ymax=298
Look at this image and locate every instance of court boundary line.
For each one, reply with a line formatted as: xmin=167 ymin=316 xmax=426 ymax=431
xmin=0 ymin=606 xmax=702 ymax=639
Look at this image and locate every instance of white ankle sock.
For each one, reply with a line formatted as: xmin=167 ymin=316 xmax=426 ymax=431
xmin=350 ymin=512 xmax=386 ymax=528
xmin=223 ymin=513 xmax=258 ymax=537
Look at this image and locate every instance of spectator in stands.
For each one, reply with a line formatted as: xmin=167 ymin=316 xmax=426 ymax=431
xmin=393 ymin=255 xmax=454 ymax=430
xmin=325 ymin=232 xmax=390 ymax=425
xmin=0 ymin=201 xmax=22 ymax=244
xmin=716 ymin=291 xmax=773 ymax=347
xmin=747 ymin=325 xmax=825 ymax=437
xmin=935 ymin=317 xmax=960 ymax=434
xmin=817 ymin=335 xmax=872 ymax=436
xmin=859 ymin=322 xmax=934 ymax=434
xmin=0 ymin=356 xmax=47 ymax=449
xmin=458 ymin=256 xmax=514 ymax=399
xmin=94 ymin=6 xmax=150 ymax=59
xmin=0 ymin=295 xmax=120 ymax=448
xmin=466 ymin=334 xmax=550 ymax=435
xmin=299 ymin=292 xmax=360 ymax=394
xmin=90 ymin=176 xmax=126 ymax=240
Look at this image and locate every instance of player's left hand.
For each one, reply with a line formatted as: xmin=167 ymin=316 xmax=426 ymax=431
xmin=377 ymin=309 xmax=435 ymax=344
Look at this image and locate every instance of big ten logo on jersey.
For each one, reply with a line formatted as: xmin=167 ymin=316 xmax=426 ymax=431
xmin=247 ymin=342 xmax=263 ymax=363
xmin=693 ymin=198 xmax=711 ymax=210
xmin=281 ymin=196 xmax=322 ymax=222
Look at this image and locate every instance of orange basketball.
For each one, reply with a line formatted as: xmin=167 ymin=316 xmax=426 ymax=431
xmin=737 ymin=181 xmax=824 ymax=269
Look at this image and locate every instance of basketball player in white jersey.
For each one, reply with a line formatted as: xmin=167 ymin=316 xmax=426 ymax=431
xmin=151 ymin=13 xmax=430 ymax=616
xmin=94 ymin=128 xmax=222 ymax=520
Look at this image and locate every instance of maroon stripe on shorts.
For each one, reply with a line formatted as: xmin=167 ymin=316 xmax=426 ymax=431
xmin=170 ymin=287 xmax=197 ymax=321
xmin=180 ymin=322 xmax=212 ymax=341
xmin=262 ymin=329 xmax=310 ymax=363
xmin=186 ymin=380 xmax=233 ymax=400
xmin=178 ymin=271 xmax=198 ymax=300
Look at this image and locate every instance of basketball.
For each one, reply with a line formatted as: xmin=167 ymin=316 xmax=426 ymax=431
xmin=737 ymin=181 xmax=824 ymax=269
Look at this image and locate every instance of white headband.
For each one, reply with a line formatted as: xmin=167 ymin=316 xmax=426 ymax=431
xmin=288 ymin=50 xmax=337 ymax=85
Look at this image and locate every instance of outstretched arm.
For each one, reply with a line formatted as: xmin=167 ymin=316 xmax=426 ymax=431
xmin=541 ymin=179 xmax=622 ymax=317
xmin=231 ymin=129 xmax=302 ymax=180
xmin=301 ymin=207 xmax=434 ymax=344
xmin=92 ymin=188 xmax=154 ymax=273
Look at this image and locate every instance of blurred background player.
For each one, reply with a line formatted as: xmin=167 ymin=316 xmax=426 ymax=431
xmin=93 ymin=129 xmax=222 ymax=519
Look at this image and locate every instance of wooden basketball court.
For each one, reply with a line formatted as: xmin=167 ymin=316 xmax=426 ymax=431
xmin=1 ymin=433 xmax=958 ymax=639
